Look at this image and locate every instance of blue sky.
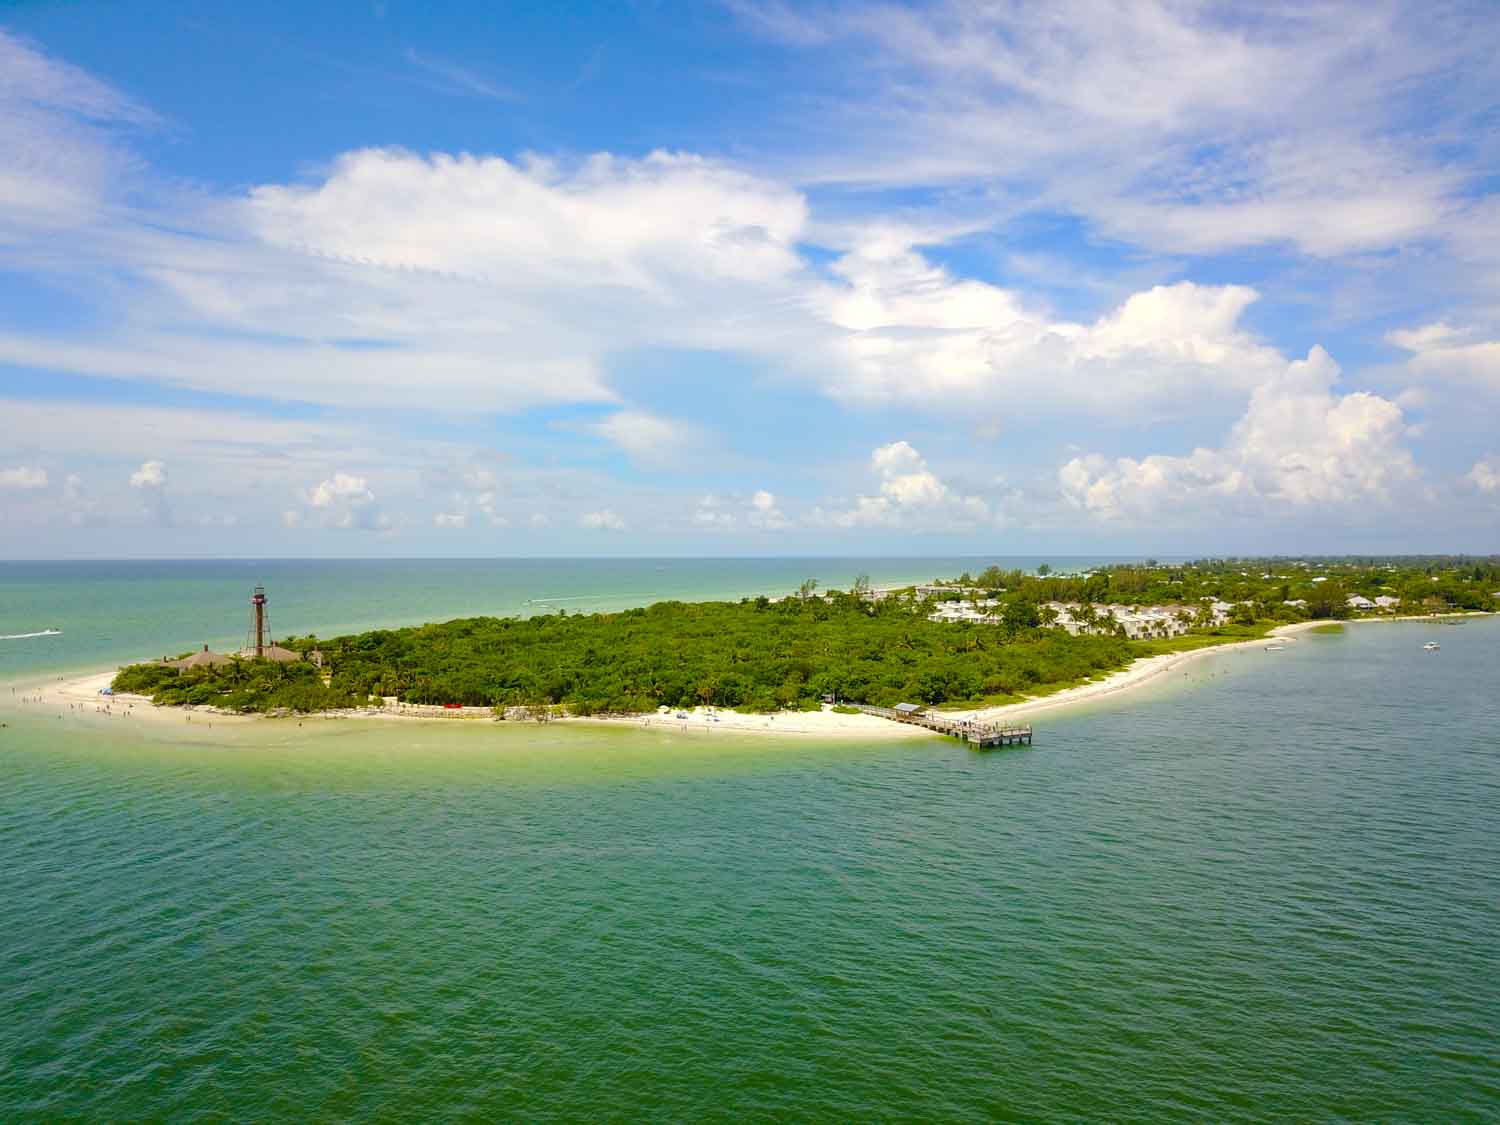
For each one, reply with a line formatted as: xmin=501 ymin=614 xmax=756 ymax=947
xmin=2 ymin=0 xmax=1499 ymax=557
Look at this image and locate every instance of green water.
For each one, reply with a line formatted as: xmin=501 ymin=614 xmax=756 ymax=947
xmin=2 ymin=565 xmax=1497 ymax=1120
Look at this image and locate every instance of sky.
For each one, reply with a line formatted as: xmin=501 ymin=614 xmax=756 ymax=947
xmin=2 ymin=0 xmax=1498 ymax=559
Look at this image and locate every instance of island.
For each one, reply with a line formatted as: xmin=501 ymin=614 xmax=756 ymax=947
xmin=105 ymin=556 xmax=1500 ymax=728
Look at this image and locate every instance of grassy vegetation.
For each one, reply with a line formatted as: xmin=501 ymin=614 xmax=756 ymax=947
xmin=1307 ymin=623 xmax=1346 ymax=634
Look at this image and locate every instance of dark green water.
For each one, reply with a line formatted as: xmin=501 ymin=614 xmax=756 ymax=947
xmin=1 ymin=570 xmax=1497 ymax=1119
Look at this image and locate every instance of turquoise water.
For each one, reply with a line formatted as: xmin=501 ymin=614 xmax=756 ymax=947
xmin=1 ymin=566 xmax=1497 ymax=1120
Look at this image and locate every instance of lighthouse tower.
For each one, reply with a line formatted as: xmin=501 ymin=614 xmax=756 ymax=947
xmin=250 ymin=585 xmax=268 ymax=659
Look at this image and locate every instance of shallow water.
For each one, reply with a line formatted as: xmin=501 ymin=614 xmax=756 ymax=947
xmin=1 ymin=571 xmax=1497 ymax=1120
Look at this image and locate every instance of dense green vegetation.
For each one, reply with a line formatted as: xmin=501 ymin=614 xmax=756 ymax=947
xmin=110 ymin=556 xmax=1498 ymax=716
xmin=112 ymin=657 xmax=364 ymax=713
xmin=114 ymin=591 xmax=1138 ymax=715
xmin=939 ymin=556 xmax=1500 ymax=619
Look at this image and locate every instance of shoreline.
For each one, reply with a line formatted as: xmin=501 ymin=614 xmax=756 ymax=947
xmin=10 ymin=612 xmax=1490 ymax=742
xmin=948 ymin=611 xmax=1491 ymax=724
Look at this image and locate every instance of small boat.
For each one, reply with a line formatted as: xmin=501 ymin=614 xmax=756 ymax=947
xmin=1265 ymin=642 xmax=1286 ymax=651
xmin=1423 ymin=642 xmax=1440 ymax=651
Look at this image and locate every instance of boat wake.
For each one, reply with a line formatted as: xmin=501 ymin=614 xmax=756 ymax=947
xmin=0 ymin=629 xmax=62 ymax=640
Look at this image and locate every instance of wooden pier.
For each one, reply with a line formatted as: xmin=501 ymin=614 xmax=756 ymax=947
xmin=854 ymin=704 xmax=1033 ymax=749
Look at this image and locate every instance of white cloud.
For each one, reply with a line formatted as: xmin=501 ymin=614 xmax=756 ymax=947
xmin=1386 ymin=322 xmax=1463 ymax=353
xmin=0 ymin=466 xmax=48 ymax=490
xmin=1388 ymin=320 xmax=1500 ymax=393
xmin=1466 ymin=458 xmax=1500 ymax=494
xmin=309 ymin=472 xmax=371 ymax=508
xmin=742 ymin=1 xmax=1488 ymax=259
xmin=0 ymin=30 xmax=157 ymax=234
xmin=816 ymin=244 xmax=1281 ymax=413
xmin=579 ymin=509 xmax=626 ymax=531
xmin=822 ymin=441 xmax=991 ymax=529
xmin=304 ymin=472 xmax=389 ymax=531
xmin=433 ymin=511 xmax=468 ymax=528
xmin=127 ymin=459 xmax=171 ymax=525
xmin=473 ymin=493 xmax=509 ymax=526
xmin=693 ymin=495 xmax=738 ymax=530
xmin=128 ymin=460 xmax=166 ymax=489
xmin=404 ymin=48 xmax=518 ymax=102
xmin=588 ymin=411 xmax=701 ymax=466
xmin=0 ymin=143 xmax=815 ymax=413
xmin=1059 ymin=347 xmax=1417 ymax=520
xmin=748 ymin=489 xmax=789 ymax=529
xmin=0 ymin=36 xmax=1344 ymax=432
xmin=693 ymin=489 xmax=790 ymax=531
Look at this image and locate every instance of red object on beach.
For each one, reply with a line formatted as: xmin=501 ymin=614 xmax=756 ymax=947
xmin=443 ymin=703 xmax=462 ymax=709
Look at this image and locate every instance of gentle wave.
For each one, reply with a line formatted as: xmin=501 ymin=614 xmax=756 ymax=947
xmin=0 ymin=629 xmax=61 ymax=640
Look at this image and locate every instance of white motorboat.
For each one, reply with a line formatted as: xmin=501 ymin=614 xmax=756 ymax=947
xmin=1423 ymin=641 xmax=1440 ymax=651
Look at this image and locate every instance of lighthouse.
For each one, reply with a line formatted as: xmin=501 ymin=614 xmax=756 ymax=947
xmin=251 ymin=585 xmax=267 ymax=659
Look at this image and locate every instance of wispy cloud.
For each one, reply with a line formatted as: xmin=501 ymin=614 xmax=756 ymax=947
xmin=404 ymin=48 xmax=519 ymax=101
xmin=735 ymin=0 xmax=1496 ymax=259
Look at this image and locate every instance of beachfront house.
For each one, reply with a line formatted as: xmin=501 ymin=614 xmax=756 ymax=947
xmin=1041 ymin=601 xmax=1190 ymax=640
xmin=1373 ymin=596 xmax=1401 ymax=610
xmin=1347 ymin=595 xmax=1377 ymax=611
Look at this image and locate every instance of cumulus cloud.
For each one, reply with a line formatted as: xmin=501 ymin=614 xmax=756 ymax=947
xmin=693 ymin=489 xmax=790 ymax=531
xmin=820 ymin=441 xmax=991 ymax=529
xmin=816 ymin=245 xmax=1281 ymax=413
xmin=0 ymin=466 xmax=48 ymax=490
xmin=1059 ymin=348 xmax=1417 ymax=520
xmin=303 ymin=472 xmax=390 ymax=530
xmin=309 ymin=472 xmax=370 ymax=508
xmin=579 ymin=509 xmax=626 ymax=531
xmin=1466 ymin=458 xmax=1500 ymax=494
xmin=128 ymin=460 xmax=166 ymax=489
xmin=423 ymin=467 xmax=512 ymax=529
xmin=748 ymin=489 xmax=789 ymax=530
xmin=128 ymin=459 xmax=171 ymax=525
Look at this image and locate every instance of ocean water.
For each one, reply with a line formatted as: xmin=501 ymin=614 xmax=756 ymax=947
xmin=1 ymin=564 xmax=1497 ymax=1121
